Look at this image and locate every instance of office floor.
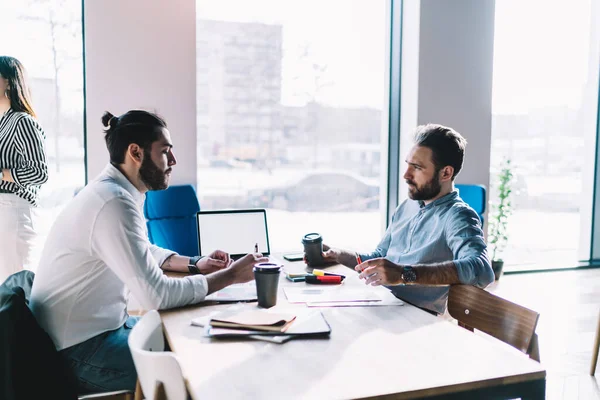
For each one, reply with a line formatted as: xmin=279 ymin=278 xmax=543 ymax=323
xmin=488 ymin=268 xmax=600 ymax=400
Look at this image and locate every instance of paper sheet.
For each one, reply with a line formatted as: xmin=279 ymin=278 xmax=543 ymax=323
xmin=284 ymin=287 xmax=382 ymax=303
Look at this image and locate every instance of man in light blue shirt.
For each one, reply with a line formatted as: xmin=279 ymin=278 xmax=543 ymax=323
xmin=322 ymin=124 xmax=494 ymax=314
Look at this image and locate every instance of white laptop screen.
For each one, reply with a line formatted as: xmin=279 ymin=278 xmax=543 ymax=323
xmin=196 ymin=209 xmax=270 ymax=258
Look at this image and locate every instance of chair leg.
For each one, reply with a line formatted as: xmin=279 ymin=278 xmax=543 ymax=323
xmin=528 ymin=332 xmax=540 ymax=363
xmin=134 ymin=379 xmax=143 ymax=400
xmin=591 ymin=311 xmax=600 ymax=375
xmin=154 ymin=382 xmax=167 ymax=400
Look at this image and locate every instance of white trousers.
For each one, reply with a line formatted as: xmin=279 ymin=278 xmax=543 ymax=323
xmin=0 ymin=193 xmax=37 ymax=284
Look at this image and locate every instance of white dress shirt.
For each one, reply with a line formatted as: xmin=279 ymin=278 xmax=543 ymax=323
xmin=30 ymin=164 xmax=208 ymax=350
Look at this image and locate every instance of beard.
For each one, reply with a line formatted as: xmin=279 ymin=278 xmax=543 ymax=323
xmin=407 ymin=169 xmax=442 ymax=201
xmin=139 ymin=150 xmax=170 ymax=191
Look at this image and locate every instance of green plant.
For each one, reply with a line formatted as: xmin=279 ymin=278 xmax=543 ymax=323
xmin=488 ymin=158 xmax=514 ymax=262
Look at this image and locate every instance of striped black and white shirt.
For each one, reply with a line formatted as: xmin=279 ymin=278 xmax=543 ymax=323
xmin=0 ymin=108 xmax=48 ymax=206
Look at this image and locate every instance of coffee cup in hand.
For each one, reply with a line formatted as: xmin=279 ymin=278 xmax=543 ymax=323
xmin=302 ymin=232 xmax=326 ymax=267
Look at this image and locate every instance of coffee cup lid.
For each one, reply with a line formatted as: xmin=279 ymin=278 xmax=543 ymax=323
xmin=254 ymin=263 xmax=282 ymax=273
xmin=302 ymin=232 xmax=322 ymax=243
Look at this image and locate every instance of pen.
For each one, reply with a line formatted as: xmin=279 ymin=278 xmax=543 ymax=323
xmin=356 ymin=254 xmax=376 ymax=279
xmin=305 ymin=275 xmax=343 ymax=284
xmin=312 ymin=269 xmax=346 ymax=280
xmin=355 ymin=254 xmax=362 ymax=270
xmin=254 ymin=243 xmax=258 ymax=253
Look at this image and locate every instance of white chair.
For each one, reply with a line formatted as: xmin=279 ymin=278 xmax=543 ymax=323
xmin=128 ymin=310 xmax=187 ymax=400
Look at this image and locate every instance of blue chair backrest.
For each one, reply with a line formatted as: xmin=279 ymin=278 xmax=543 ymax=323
xmin=144 ymin=185 xmax=200 ymax=257
xmin=455 ymin=184 xmax=486 ymax=225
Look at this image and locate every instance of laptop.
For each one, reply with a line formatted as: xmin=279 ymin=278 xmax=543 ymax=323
xmin=196 ymin=209 xmax=271 ymax=260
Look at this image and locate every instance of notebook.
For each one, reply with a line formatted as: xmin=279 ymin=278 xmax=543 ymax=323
xmin=196 ymin=209 xmax=271 ymax=260
xmin=205 ymin=309 xmax=331 ymax=338
xmin=209 ymin=310 xmax=297 ymax=332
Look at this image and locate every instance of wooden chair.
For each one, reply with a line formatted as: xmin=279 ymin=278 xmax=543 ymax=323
xmin=590 ymin=310 xmax=600 ymax=375
xmin=447 ymin=284 xmax=541 ymax=362
xmin=128 ymin=310 xmax=187 ymax=400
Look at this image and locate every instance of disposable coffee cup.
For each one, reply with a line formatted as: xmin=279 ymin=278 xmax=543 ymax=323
xmin=253 ymin=263 xmax=282 ymax=308
xmin=302 ymin=232 xmax=326 ymax=267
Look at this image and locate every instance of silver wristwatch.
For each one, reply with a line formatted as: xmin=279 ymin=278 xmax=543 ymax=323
xmin=401 ymin=266 xmax=417 ymax=284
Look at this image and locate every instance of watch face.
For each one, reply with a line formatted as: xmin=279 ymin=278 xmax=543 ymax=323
xmin=402 ymin=267 xmax=417 ymax=283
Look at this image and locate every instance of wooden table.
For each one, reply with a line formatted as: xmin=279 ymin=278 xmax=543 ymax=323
xmin=160 ymin=260 xmax=546 ymax=399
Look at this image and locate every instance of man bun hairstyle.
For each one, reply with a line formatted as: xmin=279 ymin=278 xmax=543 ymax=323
xmin=101 ymin=111 xmax=118 ymax=129
xmin=102 ymin=110 xmax=167 ymax=164
xmin=414 ymin=124 xmax=467 ymax=180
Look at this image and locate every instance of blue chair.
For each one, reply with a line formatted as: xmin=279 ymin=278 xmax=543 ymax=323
xmin=455 ymin=184 xmax=486 ymax=225
xmin=144 ymin=185 xmax=200 ymax=257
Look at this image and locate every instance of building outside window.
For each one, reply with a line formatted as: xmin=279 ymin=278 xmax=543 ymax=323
xmin=490 ymin=0 xmax=600 ymax=271
xmin=196 ymin=0 xmax=389 ymax=252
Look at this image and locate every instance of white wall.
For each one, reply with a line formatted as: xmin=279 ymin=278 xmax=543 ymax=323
xmin=400 ymin=0 xmax=495 ymax=222
xmin=84 ymin=0 xmax=197 ymax=185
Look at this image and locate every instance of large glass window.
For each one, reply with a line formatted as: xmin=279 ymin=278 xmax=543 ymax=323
xmin=196 ymin=0 xmax=389 ymax=252
xmin=0 ymin=0 xmax=85 ymax=268
xmin=491 ymin=0 xmax=600 ymax=271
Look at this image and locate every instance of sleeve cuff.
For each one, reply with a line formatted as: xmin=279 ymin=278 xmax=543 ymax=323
xmin=153 ymin=249 xmax=178 ymax=268
xmin=186 ymin=274 xmax=209 ymax=302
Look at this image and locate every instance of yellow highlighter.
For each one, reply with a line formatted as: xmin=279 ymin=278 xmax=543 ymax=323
xmin=312 ymin=269 xmax=346 ymax=279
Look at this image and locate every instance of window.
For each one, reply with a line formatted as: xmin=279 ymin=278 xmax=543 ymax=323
xmin=490 ymin=0 xmax=600 ymax=271
xmin=196 ymin=0 xmax=388 ymax=251
xmin=0 ymin=0 xmax=85 ymax=268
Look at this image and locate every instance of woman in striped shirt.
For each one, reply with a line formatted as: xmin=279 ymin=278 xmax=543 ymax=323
xmin=0 ymin=56 xmax=48 ymax=283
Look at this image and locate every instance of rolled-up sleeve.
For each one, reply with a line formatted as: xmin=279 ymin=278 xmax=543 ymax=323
xmin=445 ymin=206 xmax=494 ymax=288
xmin=91 ymin=196 xmax=208 ymax=310
xmin=149 ymin=243 xmax=177 ymax=267
xmin=12 ymin=116 xmax=48 ymax=187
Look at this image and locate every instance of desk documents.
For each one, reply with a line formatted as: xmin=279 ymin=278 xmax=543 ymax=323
xmin=284 ymin=287 xmax=382 ymax=303
xmin=209 ymin=310 xmax=296 ymax=332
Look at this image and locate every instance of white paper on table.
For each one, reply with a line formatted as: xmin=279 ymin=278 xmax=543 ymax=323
xmin=306 ymin=298 xmax=404 ymax=307
xmin=284 ymin=287 xmax=382 ymax=303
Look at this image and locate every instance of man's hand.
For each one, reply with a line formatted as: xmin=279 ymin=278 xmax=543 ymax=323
xmin=229 ymin=253 xmax=269 ymax=284
xmin=196 ymin=250 xmax=232 ymax=274
xmin=303 ymin=243 xmax=339 ymax=264
xmin=356 ymin=257 xmax=403 ymax=286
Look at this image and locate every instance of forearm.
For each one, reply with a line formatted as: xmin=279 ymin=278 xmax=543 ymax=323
xmin=205 ymin=268 xmax=237 ymax=295
xmin=336 ymin=249 xmax=361 ymax=268
xmin=161 ymin=254 xmax=191 ymax=273
xmin=412 ymin=261 xmax=461 ymax=285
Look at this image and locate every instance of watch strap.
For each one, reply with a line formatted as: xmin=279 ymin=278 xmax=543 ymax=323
xmin=188 ymin=256 xmax=204 ymax=275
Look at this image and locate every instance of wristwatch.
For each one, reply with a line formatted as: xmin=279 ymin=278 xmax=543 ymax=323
xmin=188 ymin=255 xmax=203 ymax=275
xmin=401 ymin=266 xmax=417 ymax=284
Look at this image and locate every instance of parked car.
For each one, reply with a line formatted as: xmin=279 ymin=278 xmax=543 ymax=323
xmin=248 ymin=171 xmax=380 ymax=212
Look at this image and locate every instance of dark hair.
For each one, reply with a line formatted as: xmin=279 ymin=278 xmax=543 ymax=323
xmin=414 ymin=124 xmax=467 ymax=180
xmin=0 ymin=56 xmax=36 ymax=117
xmin=102 ymin=110 xmax=167 ymax=164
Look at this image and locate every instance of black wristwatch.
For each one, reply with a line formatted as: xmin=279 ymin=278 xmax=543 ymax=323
xmin=401 ymin=266 xmax=417 ymax=284
xmin=188 ymin=256 xmax=203 ymax=275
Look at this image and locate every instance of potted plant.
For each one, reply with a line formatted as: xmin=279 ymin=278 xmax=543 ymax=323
xmin=488 ymin=158 xmax=514 ymax=280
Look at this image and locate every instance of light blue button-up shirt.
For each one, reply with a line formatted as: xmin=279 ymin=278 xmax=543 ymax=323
xmin=358 ymin=190 xmax=494 ymax=314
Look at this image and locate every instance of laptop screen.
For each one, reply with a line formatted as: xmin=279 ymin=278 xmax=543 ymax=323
xmin=196 ymin=209 xmax=270 ymax=259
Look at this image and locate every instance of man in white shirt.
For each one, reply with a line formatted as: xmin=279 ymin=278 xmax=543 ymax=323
xmin=30 ymin=110 xmax=267 ymax=395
